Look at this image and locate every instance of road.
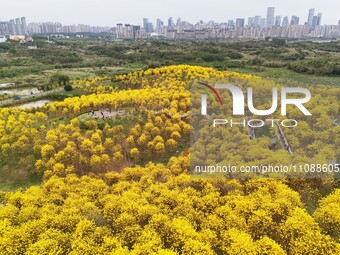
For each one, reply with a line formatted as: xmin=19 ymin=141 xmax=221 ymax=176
xmin=0 ymin=88 xmax=63 ymax=107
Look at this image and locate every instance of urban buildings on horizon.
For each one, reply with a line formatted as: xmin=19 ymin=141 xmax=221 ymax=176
xmin=0 ymin=7 xmax=339 ymax=39
xmin=0 ymin=17 xmax=27 ymax=36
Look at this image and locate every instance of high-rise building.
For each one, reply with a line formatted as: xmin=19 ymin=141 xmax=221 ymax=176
xmin=168 ymin=17 xmax=174 ymax=29
xmin=147 ymin=22 xmax=154 ymax=32
xmin=235 ymin=18 xmax=245 ymax=28
xmin=307 ymin=8 xmax=315 ymax=28
xmin=155 ymin=19 xmax=164 ymax=34
xmin=248 ymin=17 xmax=255 ymax=27
xmin=156 ymin=19 xmax=163 ymax=28
xmin=227 ymin=20 xmax=234 ymax=28
xmin=267 ymin=7 xmax=275 ymax=26
xmin=21 ymin=17 xmax=27 ymax=35
xmin=132 ymin=25 xmax=141 ymax=38
xmin=254 ymin=16 xmax=261 ymax=27
xmin=282 ymin=16 xmax=289 ymax=26
xmin=290 ymin=16 xmax=300 ymax=25
xmin=309 ymin=13 xmax=322 ymax=32
xmin=143 ymin=18 xmax=148 ymax=31
xmin=0 ymin=22 xmax=10 ymax=35
xmin=275 ymin=16 xmax=282 ymax=26
xmin=208 ymin=20 xmax=215 ymax=27
xmin=176 ymin=18 xmax=181 ymax=26
xmin=312 ymin=16 xmax=318 ymax=31
xmin=15 ymin=18 xmax=22 ymax=35
xmin=116 ymin=23 xmax=124 ymax=38
xmin=317 ymin=13 xmax=322 ymax=26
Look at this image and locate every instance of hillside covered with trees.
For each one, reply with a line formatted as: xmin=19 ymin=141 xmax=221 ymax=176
xmin=0 ymin=65 xmax=339 ymax=254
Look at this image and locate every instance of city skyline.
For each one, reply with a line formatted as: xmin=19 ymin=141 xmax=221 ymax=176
xmin=2 ymin=6 xmax=339 ymax=39
xmin=1 ymin=0 xmax=339 ymax=26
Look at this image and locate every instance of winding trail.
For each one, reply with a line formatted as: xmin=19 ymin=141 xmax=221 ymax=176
xmin=0 ymin=88 xmax=63 ymax=107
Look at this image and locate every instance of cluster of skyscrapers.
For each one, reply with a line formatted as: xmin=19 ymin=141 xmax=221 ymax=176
xmin=0 ymin=8 xmax=339 ymax=39
xmin=307 ymin=9 xmax=323 ymax=32
xmin=121 ymin=8 xmax=338 ymax=39
xmin=115 ymin=8 xmax=338 ymax=39
xmin=27 ymin=22 xmax=111 ymax=34
xmin=0 ymin=17 xmax=27 ymax=36
xmin=141 ymin=8 xmax=324 ymax=34
xmin=246 ymin=8 xmax=300 ymax=28
xmin=0 ymin=18 xmax=110 ymax=36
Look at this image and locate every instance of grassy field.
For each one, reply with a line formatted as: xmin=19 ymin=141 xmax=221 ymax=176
xmin=0 ymin=156 xmax=41 ymax=192
xmin=0 ymin=174 xmax=41 ymax=192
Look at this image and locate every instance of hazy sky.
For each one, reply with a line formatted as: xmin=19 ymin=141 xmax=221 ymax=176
xmin=1 ymin=0 xmax=339 ymax=26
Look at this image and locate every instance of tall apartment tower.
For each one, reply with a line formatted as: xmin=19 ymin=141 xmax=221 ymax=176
xmin=254 ymin=16 xmax=261 ymax=27
xmin=9 ymin=20 xmax=16 ymax=35
xmin=156 ymin=19 xmax=163 ymax=27
xmin=307 ymin=8 xmax=315 ymax=28
xmin=260 ymin=18 xmax=267 ymax=28
xmin=275 ymin=16 xmax=282 ymax=26
xmin=235 ymin=18 xmax=245 ymax=28
xmin=248 ymin=17 xmax=255 ymax=27
xmin=0 ymin=22 xmax=10 ymax=35
xmin=282 ymin=16 xmax=289 ymax=26
xmin=21 ymin=17 xmax=27 ymax=35
xmin=143 ymin=18 xmax=148 ymax=32
xmin=317 ymin=13 xmax=322 ymax=26
xmin=168 ymin=17 xmax=174 ymax=29
xmin=290 ymin=16 xmax=300 ymax=25
xmin=266 ymin=7 xmax=275 ymax=26
xmin=227 ymin=20 xmax=234 ymax=28
xmin=147 ymin=22 xmax=154 ymax=32
xmin=15 ymin=18 xmax=22 ymax=35
xmin=310 ymin=13 xmax=322 ymax=32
